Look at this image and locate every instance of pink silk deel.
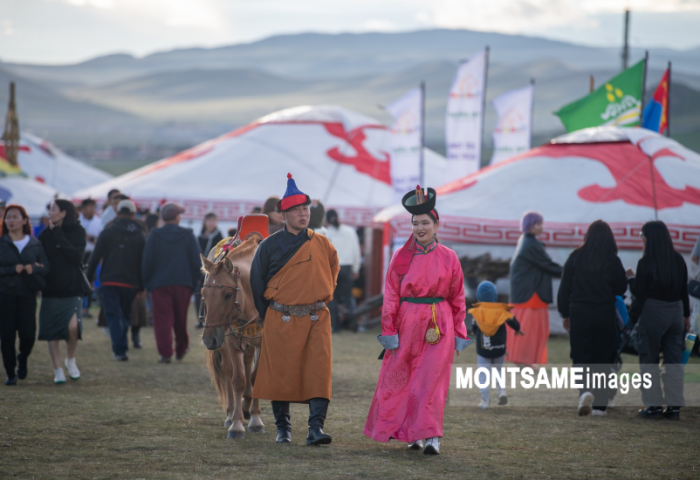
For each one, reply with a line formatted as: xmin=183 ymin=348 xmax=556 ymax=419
xmin=363 ymin=243 xmax=468 ymax=443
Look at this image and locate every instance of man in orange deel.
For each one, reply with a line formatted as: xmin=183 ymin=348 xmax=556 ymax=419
xmin=250 ymin=173 xmax=340 ymax=446
xmin=469 ymin=281 xmax=524 ymax=409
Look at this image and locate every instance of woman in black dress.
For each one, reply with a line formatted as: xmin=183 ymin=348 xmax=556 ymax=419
xmin=0 ymin=205 xmax=50 ymax=385
xmin=557 ymin=220 xmax=627 ymax=416
xmin=38 ymin=200 xmax=87 ymax=384
xmin=627 ymin=221 xmax=689 ymax=420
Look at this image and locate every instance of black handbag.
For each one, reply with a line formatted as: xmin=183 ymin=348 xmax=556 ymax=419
xmin=79 ymin=268 xmax=93 ymax=296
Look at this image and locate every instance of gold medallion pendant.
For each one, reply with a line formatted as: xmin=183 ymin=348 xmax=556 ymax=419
xmin=425 ymin=304 xmax=441 ymax=344
xmin=425 ymin=325 xmax=440 ymax=344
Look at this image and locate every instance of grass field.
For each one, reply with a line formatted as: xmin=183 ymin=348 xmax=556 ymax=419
xmin=2 ymin=307 xmax=699 ymax=479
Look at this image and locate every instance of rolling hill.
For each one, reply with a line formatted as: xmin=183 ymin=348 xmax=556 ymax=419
xmin=1 ymin=29 xmax=698 ymax=157
xmin=3 ymin=29 xmax=699 ymax=88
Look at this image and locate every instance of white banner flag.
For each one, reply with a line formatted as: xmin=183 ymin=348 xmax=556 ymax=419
xmin=491 ymin=84 xmax=534 ymax=165
xmin=446 ymin=48 xmax=487 ymax=178
xmin=386 ymin=87 xmax=423 ymax=201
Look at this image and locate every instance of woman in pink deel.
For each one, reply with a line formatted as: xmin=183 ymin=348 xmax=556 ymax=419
xmin=363 ymin=187 xmax=472 ymax=455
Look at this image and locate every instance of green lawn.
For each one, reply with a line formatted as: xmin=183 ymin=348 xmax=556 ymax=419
xmin=1 ymin=307 xmax=699 ymax=479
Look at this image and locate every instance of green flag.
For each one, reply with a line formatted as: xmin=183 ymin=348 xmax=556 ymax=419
xmin=554 ymin=59 xmax=646 ymax=132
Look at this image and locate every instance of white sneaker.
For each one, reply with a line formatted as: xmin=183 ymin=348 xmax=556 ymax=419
xmin=54 ymin=368 xmax=66 ymax=384
xmin=65 ymin=358 xmax=80 ymax=380
xmin=408 ymin=439 xmax=424 ymax=450
xmin=591 ymin=409 xmax=607 ymax=416
xmin=478 ymin=399 xmax=490 ymax=409
xmin=498 ymin=391 xmax=508 ymax=405
xmin=578 ymin=392 xmax=594 ymax=416
xmin=423 ymin=436 xmax=440 ymax=455
xmin=607 ymin=398 xmax=615 ymax=408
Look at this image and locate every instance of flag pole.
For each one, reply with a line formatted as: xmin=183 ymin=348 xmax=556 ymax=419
xmin=640 ymin=50 xmax=649 ymax=126
xmin=649 ymin=157 xmax=659 ymax=220
xmin=622 ymin=9 xmax=630 ymax=70
xmin=667 ymin=61 xmax=672 ymax=137
xmin=481 ymin=46 xmax=490 ymax=170
xmin=530 ymin=78 xmax=535 ymax=148
xmin=420 ymin=81 xmax=425 ymax=187
xmin=589 ymin=75 xmax=594 ymax=93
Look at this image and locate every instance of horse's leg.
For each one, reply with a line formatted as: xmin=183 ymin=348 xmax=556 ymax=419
xmin=222 ymin=347 xmax=235 ymax=427
xmin=226 ymin=338 xmax=246 ymax=439
xmin=242 ymin=347 xmax=254 ymax=420
xmin=247 ymin=345 xmax=265 ymax=433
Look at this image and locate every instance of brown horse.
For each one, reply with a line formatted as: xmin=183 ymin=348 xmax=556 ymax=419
xmin=200 ymin=236 xmax=264 ymax=439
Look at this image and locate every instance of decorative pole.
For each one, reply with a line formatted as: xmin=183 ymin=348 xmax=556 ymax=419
xmin=2 ymin=82 xmax=20 ymax=167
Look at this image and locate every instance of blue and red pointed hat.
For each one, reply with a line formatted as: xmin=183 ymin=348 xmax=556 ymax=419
xmin=277 ymin=173 xmax=311 ymax=212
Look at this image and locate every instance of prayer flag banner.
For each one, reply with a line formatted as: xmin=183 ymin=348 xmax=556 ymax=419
xmin=554 ymin=59 xmax=645 ymax=132
xmin=490 ymin=84 xmax=534 ymax=165
xmin=386 ymin=87 xmax=423 ymax=202
xmin=446 ymin=48 xmax=487 ymax=177
xmin=642 ymin=68 xmax=670 ymax=134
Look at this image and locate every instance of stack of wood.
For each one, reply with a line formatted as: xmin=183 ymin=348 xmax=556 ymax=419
xmin=459 ymin=253 xmax=511 ymax=304
xmin=460 ymin=253 xmax=510 ymax=282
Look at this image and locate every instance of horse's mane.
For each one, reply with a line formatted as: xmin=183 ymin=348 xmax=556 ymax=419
xmin=226 ymin=236 xmax=262 ymax=262
xmin=205 ymin=235 xmax=262 ymax=278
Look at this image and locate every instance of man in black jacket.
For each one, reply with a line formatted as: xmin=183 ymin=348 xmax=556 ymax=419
xmin=142 ymin=203 xmax=201 ymax=363
xmin=87 ymin=200 xmax=146 ymax=361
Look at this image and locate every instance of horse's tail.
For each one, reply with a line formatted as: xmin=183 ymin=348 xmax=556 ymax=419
xmin=205 ymin=348 xmax=227 ymax=409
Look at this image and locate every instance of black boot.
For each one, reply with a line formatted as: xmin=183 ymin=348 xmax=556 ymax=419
xmin=638 ymin=406 xmax=664 ymax=419
xmin=306 ymin=398 xmax=332 ymax=446
xmin=271 ymin=401 xmax=291 ymax=443
xmin=663 ymin=407 xmax=681 ymax=420
xmin=16 ymin=354 xmax=28 ymax=380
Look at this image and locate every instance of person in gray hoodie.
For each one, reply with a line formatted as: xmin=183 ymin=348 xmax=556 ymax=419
xmin=141 ymin=203 xmax=201 ymax=363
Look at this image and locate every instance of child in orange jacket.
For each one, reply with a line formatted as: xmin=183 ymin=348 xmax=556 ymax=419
xmin=469 ymin=281 xmax=524 ymax=409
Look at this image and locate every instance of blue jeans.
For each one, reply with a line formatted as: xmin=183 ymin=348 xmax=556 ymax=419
xmin=101 ymin=286 xmax=138 ymax=357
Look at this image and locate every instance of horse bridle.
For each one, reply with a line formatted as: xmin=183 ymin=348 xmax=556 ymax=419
xmin=201 ymin=265 xmax=259 ymax=338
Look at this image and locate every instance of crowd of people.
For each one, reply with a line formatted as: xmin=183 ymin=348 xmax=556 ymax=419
xmin=0 ymin=188 xmax=363 ymax=385
xmin=506 ymin=212 xmax=690 ymax=419
xmin=0 ymin=180 xmax=694 ymax=451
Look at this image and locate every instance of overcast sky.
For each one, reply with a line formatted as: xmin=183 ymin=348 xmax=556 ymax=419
xmin=3 ymin=0 xmax=700 ymax=64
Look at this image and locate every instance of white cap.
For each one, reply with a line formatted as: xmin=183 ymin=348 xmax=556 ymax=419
xmin=117 ymin=199 xmax=136 ymax=214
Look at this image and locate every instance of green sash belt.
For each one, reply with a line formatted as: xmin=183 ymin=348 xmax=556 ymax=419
xmin=400 ymin=297 xmax=444 ymax=304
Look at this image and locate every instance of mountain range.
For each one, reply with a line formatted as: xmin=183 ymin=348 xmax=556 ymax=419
xmin=1 ymin=29 xmax=698 ymax=157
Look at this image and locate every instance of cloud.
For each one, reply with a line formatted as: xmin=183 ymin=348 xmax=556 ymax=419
xmin=412 ymin=0 xmax=700 ymax=34
xmin=63 ymin=0 xmax=114 ymax=7
xmin=363 ymin=19 xmax=398 ymax=32
xmin=60 ymin=0 xmax=225 ymax=30
xmin=1 ymin=20 xmax=14 ymax=36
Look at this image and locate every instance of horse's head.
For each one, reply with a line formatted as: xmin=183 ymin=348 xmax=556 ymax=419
xmin=199 ymin=237 xmax=260 ymax=351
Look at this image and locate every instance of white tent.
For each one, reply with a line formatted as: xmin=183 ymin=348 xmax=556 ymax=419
xmin=73 ymin=105 xmax=446 ymax=226
xmin=375 ymin=127 xmax=700 ymax=259
xmin=0 ymin=176 xmax=64 ymax=221
xmin=4 ymin=132 xmax=112 ymax=195
xmin=374 ymin=127 xmax=700 ymax=332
